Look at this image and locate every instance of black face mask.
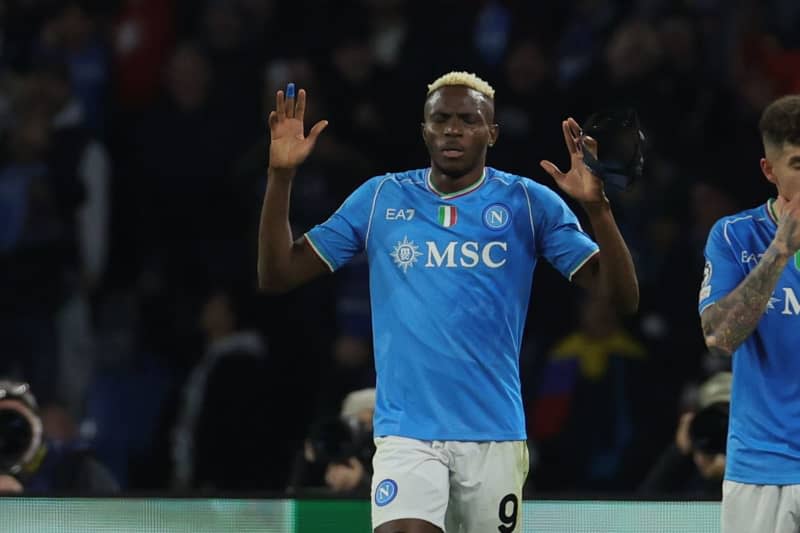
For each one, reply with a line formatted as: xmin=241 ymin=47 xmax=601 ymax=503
xmin=581 ymin=108 xmax=646 ymax=191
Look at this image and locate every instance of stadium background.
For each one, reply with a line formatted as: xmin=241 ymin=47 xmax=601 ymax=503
xmin=0 ymin=0 xmax=798 ymax=529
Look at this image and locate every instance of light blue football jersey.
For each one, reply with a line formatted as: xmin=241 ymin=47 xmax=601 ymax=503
xmin=699 ymin=200 xmax=800 ymax=484
xmin=306 ymin=167 xmax=599 ymax=441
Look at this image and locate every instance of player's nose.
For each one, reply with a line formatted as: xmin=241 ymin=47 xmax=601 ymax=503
xmin=444 ymin=122 xmax=462 ymax=135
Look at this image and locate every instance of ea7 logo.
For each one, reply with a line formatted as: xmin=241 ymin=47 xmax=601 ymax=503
xmin=741 ymin=251 xmax=764 ymax=264
xmin=425 ymin=241 xmax=507 ymax=268
xmin=385 ymin=208 xmax=415 ymax=221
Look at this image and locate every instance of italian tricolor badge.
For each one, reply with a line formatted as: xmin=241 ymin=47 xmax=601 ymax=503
xmin=438 ymin=205 xmax=457 ymax=227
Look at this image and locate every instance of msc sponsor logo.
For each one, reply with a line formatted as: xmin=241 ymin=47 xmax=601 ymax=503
xmin=389 ymin=239 xmax=508 ymax=272
xmin=390 ymin=236 xmax=422 ymax=272
xmin=765 ymin=287 xmax=800 ymax=315
xmin=780 ymin=287 xmax=800 ymax=316
xmin=424 ymin=241 xmax=507 ymax=268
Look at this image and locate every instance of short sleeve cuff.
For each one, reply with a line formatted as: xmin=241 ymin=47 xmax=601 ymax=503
xmin=304 ymin=232 xmax=336 ymax=272
xmin=568 ymin=248 xmax=600 ymax=281
xmin=699 ymin=300 xmax=716 ymax=315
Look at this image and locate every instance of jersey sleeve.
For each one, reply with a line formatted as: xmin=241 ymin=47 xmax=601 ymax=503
xmin=304 ymin=176 xmax=380 ymax=272
xmin=698 ymin=218 xmax=745 ymax=315
xmin=530 ymin=182 xmax=599 ymax=280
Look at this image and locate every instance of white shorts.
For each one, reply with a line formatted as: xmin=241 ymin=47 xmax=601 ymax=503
xmin=722 ymin=480 xmax=800 ymax=533
xmin=370 ymin=436 xmax=529 ymax=532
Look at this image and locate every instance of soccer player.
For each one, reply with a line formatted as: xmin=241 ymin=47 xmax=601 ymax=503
xmin=259 ymin=72 xmax=639 ymax=533
xmin=699 ymin=94 xmax=800 ymax=533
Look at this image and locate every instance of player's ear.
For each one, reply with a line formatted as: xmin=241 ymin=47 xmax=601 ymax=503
xmin=488 ymin=123 xmax=499 ymax=147
xmin=421 ymin=122 xmax=429 ymax=143
xmin=761 ymin=157 xmax=777 ymax=186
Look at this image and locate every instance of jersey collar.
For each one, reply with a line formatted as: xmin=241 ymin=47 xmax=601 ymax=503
xmin=767 ymin=198 xmax=779 ymax=226
xmin=426 ymin=168 xmax=487 ymax=200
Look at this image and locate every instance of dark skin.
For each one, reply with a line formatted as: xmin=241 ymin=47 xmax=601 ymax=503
xmin=259 ymin=85 xmax=638 ymax=306
xmin=257 ymin=87 xmax=328 ymax=292
xmin=375 ymin=518 xmax=440 ymax=533
xmin=421 ymin=85 xmax=498 ymax=192
xmin=258 ymin=85 xmax=638 ymax=533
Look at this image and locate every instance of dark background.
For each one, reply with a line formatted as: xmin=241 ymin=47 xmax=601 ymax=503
xmin=0 ymin=0 xmax=795 ymax=494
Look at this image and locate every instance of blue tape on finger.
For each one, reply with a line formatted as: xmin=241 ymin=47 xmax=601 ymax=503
xmin=286 ymin=83 xmax=295 ymax=99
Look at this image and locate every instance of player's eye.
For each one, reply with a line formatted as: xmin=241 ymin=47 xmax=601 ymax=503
xmin=460 ymin=114 xmax=478 ymax=125
xmin=431 ymin=114 xmax=448 ymax=123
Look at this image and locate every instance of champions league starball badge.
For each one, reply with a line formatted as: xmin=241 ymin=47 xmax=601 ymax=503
xmin=581 ymin=108 xmax=646 ymax=191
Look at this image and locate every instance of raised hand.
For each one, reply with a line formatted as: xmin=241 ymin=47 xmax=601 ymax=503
xmin=268 ymin=84 xmax=328 ymax=171
xmin=540 ymin=117 xmax=607 ymax=206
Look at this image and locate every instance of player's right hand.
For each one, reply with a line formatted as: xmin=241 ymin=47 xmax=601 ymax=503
xmin=268 ymin=83 xmax=328 ymax=172
xmin=775 ymin=193 xmax=800 ymax=255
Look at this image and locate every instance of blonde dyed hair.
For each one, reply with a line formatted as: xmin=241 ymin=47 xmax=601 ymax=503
xmin=427 ymin=71 xmax=495 ymax=100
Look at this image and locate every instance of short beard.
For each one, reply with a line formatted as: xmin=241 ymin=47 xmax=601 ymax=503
xmin=441 ymin=167 xmax=469 ymax=179
xmin=433 ymin=158 xmax=480 ymax=179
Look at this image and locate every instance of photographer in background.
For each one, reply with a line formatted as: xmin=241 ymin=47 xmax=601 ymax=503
xmin=688 ymin=401 xmax=728 ymax=483
xmin=0 ymin=380 xmax=118 ymax=494
xmin=288 ymin=388 xmax=376 ymax=496
xmin=640 ymin=372 xmax=731 ymax=498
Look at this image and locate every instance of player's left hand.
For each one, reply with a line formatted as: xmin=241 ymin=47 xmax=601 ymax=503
xmin=540 ymin=117 xmax=608 ymax=207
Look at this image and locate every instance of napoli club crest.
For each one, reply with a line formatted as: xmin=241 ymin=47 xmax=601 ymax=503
xmin=483 ymin=204 xmax=511 ymax=231
xmin=375 ymin=479 xmax=398 ymax=507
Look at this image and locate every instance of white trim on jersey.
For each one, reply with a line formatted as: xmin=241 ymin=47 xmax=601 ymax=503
xmin=699 ymin=301 xmax=716 ymax=315
xmin=518 ymin=181 xmax=536 ymax=246
xmin=365 ymin=175 xmax=394 ymax=251
xmin=569 ymin=249 xmax=600 ymax=281
xmin=723 ymin=215 xmax=754 ymax=247
xmin=304 ymin=233 xmax=335 ymax=272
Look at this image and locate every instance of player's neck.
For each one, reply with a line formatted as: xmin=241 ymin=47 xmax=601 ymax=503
xmin=773 ymin=196 xmax=787 ymax=220
xmin=429 ymin=165 xmax=485 ymax=195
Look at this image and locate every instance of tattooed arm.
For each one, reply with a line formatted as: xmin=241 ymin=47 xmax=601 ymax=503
xmin=700 ymin=246 xmax=790 ymax=356
xmin=701 ymin=195 xmax=800 ymax=356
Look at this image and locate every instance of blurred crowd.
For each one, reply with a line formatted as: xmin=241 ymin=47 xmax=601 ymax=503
xmin=0 ymin=0 xmax=797 ymax=495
